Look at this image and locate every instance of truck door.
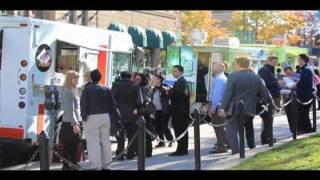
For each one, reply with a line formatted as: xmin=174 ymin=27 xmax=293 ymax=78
xmin=78 ymin=47 xmax=99 ymax=86
xmin=0 ymin=27 xmax=30 ymax=139
xmin=196 ymin=52 xmax=210 ymax=102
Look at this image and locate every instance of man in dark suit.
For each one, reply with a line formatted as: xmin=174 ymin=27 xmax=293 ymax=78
xmin=169 ymin=65 xmax=190 ymax=156
xmin=258 ymin=56 xmax=280 ymax=144
xmin=218 ymin=57 xmax=270 ymax=154
xmin=111 ymin=71 xmax=143 ymax=159
xmin=296 ymin=54 xmax=315 ymax=133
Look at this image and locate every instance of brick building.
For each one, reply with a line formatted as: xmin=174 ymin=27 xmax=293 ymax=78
xmin=3 ymin=11 xmax=177 ymax=32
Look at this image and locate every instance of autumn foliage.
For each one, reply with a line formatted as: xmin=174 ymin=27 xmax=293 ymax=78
xmin=230 ymin=11 xmax=310 ymax=46
xmin=181 ymin=11 xmax=228 ymax=44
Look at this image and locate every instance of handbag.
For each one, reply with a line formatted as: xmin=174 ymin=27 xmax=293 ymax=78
xmin=139 ymin=101 xmax=157 ymax=115
xmin=138 ymin=86 xmax=156 ymax=115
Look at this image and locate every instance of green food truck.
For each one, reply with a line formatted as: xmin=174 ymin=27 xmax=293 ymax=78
xmin=165 ymin=44 xmax=276 ymax=104
xmin=241 ymin=44 xmax=309 ymax=68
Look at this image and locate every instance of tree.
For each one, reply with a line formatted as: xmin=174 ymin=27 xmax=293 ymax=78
xmin=181 ymin=11 xmax=228 ymax=44
xmin=230 ymin=11 xmax=275 ymax=43
xmin=230 ymin=11 xmax=310 ymax=46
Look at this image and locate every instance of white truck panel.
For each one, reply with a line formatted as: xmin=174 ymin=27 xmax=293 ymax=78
xmin=0 ymin=27 xmax=31 ymax=132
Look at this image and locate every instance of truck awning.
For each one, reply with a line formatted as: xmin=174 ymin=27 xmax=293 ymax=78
xmin=56 ymin=37 xmax=108 ymax=52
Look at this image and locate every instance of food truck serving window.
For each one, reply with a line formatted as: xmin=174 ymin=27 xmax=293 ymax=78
xmin=55 ymin=41 xmax=79 ymax=74
xmin=112 ymin=52 xmax=131 ymax=83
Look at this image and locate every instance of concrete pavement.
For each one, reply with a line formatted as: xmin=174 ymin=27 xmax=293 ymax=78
xmin=3 ymin=112 xmax=320 ymax=170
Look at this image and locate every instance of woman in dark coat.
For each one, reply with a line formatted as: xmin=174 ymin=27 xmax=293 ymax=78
xmin=151 ymin=74 xmax=174 ymax=148
xmin=134 ymin=73 xmax=153 ymax=157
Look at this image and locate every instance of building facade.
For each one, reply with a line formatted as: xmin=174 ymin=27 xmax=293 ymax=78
xmin=2 ymin=10 xmax=177 ymax=32
xmin=54 ymin=11 xmax=177 ymax=33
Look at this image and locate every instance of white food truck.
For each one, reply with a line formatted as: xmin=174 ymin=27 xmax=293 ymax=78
xmin=0 ymin=16 xmax=135 ymax=167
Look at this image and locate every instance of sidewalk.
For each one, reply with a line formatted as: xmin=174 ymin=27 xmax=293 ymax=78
xmin=3 ymin=112 xmax=320 ymax=170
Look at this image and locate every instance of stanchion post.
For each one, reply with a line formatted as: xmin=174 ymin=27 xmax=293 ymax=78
xmin=193 ymin=109 xmax=201 ymax=170
xmin=137 ymin=116 xmax=146 ymax=170
xmin=313 ymin=96 xmax=317 ymax=132
xmin=291 ymin=94 xmax=297 ymax=140
xmin=268 ymin=104 xmax=274 ymax=147
xmin=39 ymin=131 xmax=50 ymax=170
xmin=239 ymin=101 xmax=245 ymax=159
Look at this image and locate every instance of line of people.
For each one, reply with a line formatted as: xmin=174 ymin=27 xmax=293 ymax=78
xmin=209 ymin=54 xmax=317 ymax=155
xmin=59 ymin=65 xmax=191 ymax=170
xmin=58 ymin=53 xmax=317 ymax=170
xmin=278 ymin=54 xmax=316 ymax=134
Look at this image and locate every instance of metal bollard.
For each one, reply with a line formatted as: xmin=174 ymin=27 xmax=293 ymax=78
xmin=312 ymin=96 xmax=317 ymax=132
xmin=239 ymin=101 xmax=245 ymax=159
xmin=193 ymin=109 xmax=201 ymax=170
xmin=39 ymin=131 xmax=50 ymax=170
xmin=268 ymin=105 xmax=274 ymax=147
xmin=48 ymin=110 xmax=56 ymax=165
xmin=291 ymin=94 xmax=297 ymax=140
xmin=136 ymin=116 xmax=146 ymax=170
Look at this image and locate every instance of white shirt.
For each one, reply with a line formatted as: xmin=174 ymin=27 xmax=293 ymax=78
xmin=176 ymin=75 xmax=183 ymax=81
xmin=153 ymin=89 xmax=162 ymax=110
xmin=280 ymin=76 xmax=296 ymax=95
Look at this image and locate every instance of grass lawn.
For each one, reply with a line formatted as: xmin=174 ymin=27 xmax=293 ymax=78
xmin=232 ymin=133 xmax=320 ymax=170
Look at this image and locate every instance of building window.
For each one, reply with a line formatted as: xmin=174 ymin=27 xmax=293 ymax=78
xmin=55 ymin=41 xmax=79 ymax=74
xmin=112 ymin=52 xmax=131 ymax=82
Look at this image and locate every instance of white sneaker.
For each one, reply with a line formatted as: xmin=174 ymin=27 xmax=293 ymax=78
xmin=78 ymin=160 xmax=99 ymax=170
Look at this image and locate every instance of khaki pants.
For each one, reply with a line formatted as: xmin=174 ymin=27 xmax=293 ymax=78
xmin=84 ymin=113 xmax=111 ymax=170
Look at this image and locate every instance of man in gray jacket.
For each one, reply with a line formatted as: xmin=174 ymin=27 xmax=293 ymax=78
xmin=218 ymin=57 xmax=269 ymax=154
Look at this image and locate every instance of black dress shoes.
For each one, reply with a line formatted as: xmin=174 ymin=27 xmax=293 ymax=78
xmin=114 ymin=155 xmax=125 ymax=161
xmin=168 ymin=151 xmax=188 ymax=156
xmin=126 ymin=154 xmax=136 ymax=160
xmin=261 ymin=138 xmax=276 ymax=145
xmin=209 ymin=148 xmax=227 ymax=154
